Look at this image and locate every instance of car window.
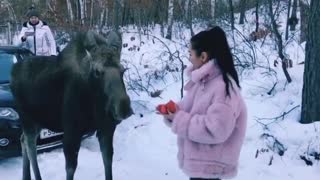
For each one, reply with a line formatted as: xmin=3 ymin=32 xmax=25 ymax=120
xmin=0 ymin=53 xmax=17 ymax=83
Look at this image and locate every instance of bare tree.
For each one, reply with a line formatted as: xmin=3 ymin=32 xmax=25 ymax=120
xmin=104 ymin=1 xmax=109 ymax=28
xmin=300 ymin=0 xmax=309 ymax=43
xmin=84 ymin=0 xmax=87 ymax=19
xmin=289 ymin=0 xmax=298 ymax=31
xmin=113 ymin=0 xmax=121 ymax=30
xmin=187 ymin=0 xmax=194 ymax=36
xmin=79 ymin=0 xmax=85 ymax=25
xmin=301 ymin=0 xmax=320 ymax=124
xmin=66 ymin=0 xmax=74 ymax=23
xmin=184 ymin=0 xmax=190 ymax=19
xmin=267 ymin=0 xmax=292 ymax=83
xmin=90 ymin=0 xmax=94 ymax=26
xmin=211 ymin=0 xmax=216 ymax=23
xmin=228 ymin=0 xmax=235 ymax=31
xmin=2 ymin=0 xmax=17 ymax=23
xmin=239 ymin=0 xmax=247 ymax=24
xmin=255 ymin=0 xmax=259 ymax=32
xmin=99 ymin=8 xmax=105 ymax=28
xmin=166 ymin=0 xmax=174 ymax=39
xmin=285 ymin=0 xmax=292 ymax=40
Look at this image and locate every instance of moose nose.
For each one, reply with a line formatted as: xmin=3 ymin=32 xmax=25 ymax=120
xmin=115 ymin=107 xmax=133 ymax=121
xmin=127 ymin=108 xmax=134 ymax=117
xmin=115 ymin=97 xmax=134 ymax=120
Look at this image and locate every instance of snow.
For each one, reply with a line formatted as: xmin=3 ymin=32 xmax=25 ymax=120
xmin=1 ymin=2 xmax=319 ymax=180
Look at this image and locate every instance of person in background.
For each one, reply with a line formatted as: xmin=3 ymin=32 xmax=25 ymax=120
xmin=17 ymin=8 xmax=57 ymax=56
xmin=161 ymin=26 xmax=247 ymax=180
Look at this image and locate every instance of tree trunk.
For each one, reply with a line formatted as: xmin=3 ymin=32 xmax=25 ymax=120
xmin=300 ymin=0 xmax=309 ymax=43
xmin=289 ymin=0 xmax=298 ymax=31
xmin=184 ymin=0 xmax=190 ymax=19
xmin=121 ymin=0 xmax=128 ymax=26
xmin=301 ymin=0 xmax=320 ymax=124
xmin=228 ymin=0 xmax=235 ymax=31
xmin=285 ymin=0 xmax=292 ymax=40
xmin=187 ymin=0 xmax=194 ymax=36
xmin=268 ymin=0 xmax=292 ymax=83
xmin=239 ymin=0 xmax=247 ymax=24
xmin=104 ymin=6 xmax=109 ymax=27
xmin=66 ymin=0 xmax=74 ymax=23
xmin=137 ymin=7 xmax=142 ymax=38
xmin=255 ymin=0 xmax=259 ymax=32
xmin=76 ymin=0 xmax=79 ymax=21
xmin=157 ymin=0 xmax=165 ymax=37
xmin=100 ymin=8 xmax=105 ymax=28
xmin=79 ymin=0 xmax=85 ymax=25
xmin=83 ymin=0 xmax=87 ymax=19
xmin=113 ymin=0 xmax=121 ymax=30
xmin=166 ymin=0 xmax=174 ymax=40
xmin=90 ymin=0 xmax=93 ymax=27
xmin=211 ymin=0 xmax=216 ymax=23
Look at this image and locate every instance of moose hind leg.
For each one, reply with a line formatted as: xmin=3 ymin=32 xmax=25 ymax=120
xmin=63 ymin=134 xmax=81 ymax=180
xmin=23 ymin=127 xmax=42 ymax=180
xmin=21 ymin=134 xmax=31 ymax=180
xmin=97 ymin=129 xmax=115 ymax=180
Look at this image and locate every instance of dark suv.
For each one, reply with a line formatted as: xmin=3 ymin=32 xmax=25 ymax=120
xmin=0 ymin=46 xmax=91 ymax=159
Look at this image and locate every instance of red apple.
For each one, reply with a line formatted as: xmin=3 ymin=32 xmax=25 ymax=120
xmin=166 ymin=100 xmax=177 ymax=113
xmin=156 ymin=104 xmax=168 ymax=114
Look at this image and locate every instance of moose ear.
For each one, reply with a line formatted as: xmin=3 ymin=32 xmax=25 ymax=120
xmin=105 ymin=31 xmax=122 ymax=51
xmin=94 ymin=31 xmax=122 ymax=52
xmin=84 ymin=30 xmax=98 ymax=50
xmin=93 ymin=33 xmax=108 ymax=45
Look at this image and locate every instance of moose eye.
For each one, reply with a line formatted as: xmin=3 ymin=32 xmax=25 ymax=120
xmin=94 ymin=68 xmax=104 ymax=78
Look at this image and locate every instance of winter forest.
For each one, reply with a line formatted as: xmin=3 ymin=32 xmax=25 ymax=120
xmin=0 ymin=0 xmax=319 ymax=179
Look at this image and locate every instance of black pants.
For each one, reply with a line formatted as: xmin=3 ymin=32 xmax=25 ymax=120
xmin=190 ymin=178 xmax=221 ymax=180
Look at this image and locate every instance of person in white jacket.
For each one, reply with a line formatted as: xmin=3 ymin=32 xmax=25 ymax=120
xmin=17 ymin=9 xmax=57 ymax=56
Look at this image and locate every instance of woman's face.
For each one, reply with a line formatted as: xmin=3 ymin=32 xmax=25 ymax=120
xmin=29 ymin=16 xmax=39 ymax=25
xmin=189 ymin=48 xmax=207 ymax=69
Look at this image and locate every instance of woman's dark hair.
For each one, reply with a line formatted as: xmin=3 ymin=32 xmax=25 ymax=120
xmin=190 ymin=26 xmax=240 ymax=96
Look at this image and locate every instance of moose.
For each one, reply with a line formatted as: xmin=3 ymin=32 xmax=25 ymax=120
xmin=249 ymin=28 xmax=271 ymax=42
xmin=10 ymin=30 xmax=133 ymax=180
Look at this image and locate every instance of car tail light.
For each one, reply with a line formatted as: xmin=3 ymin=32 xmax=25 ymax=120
xmin=0 ymin=138 xmax=9 ymax=147
xmin=0 ymin=108 xmax=19 ymax=120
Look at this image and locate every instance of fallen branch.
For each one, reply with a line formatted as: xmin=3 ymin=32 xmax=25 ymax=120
xmin=267 ymin=82 xmax=277 ymax=95
xmin=255 ymin=105 xmax=300 ymax=126
xmin=261 ymin=133 xmax=287 ymax=157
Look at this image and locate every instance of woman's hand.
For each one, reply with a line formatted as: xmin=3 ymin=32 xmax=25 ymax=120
xmin=156 ymin=101 xmax=179 ymax=121
xmin=162 ymin=105 xmax=179 ymax=121
xmin=163 ymin=111 xmax=176 ymax=121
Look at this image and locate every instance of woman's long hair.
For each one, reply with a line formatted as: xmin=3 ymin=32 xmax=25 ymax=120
xmin=190 ymin=26 xmax=240 ymax=96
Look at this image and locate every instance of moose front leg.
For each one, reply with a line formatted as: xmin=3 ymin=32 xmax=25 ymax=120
xmin=22 ymin=126 xmax=42 ymax=180
xmin=97 ymin=126 xmax=116 ymax=180
xmin=21 ymin=134 xmax=31 ymax=180
xmin=62 ymin=130 xmax=81 ymax=180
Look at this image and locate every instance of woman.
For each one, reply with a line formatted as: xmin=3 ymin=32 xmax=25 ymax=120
xmin=162 ymin=26 xmax=247 ymax=180
xmin=17 ymin=8 xmax=57 ymax=56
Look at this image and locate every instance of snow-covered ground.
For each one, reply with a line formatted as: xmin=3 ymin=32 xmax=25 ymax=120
xmin=1 ymin=3 xmax=320 ymax=180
